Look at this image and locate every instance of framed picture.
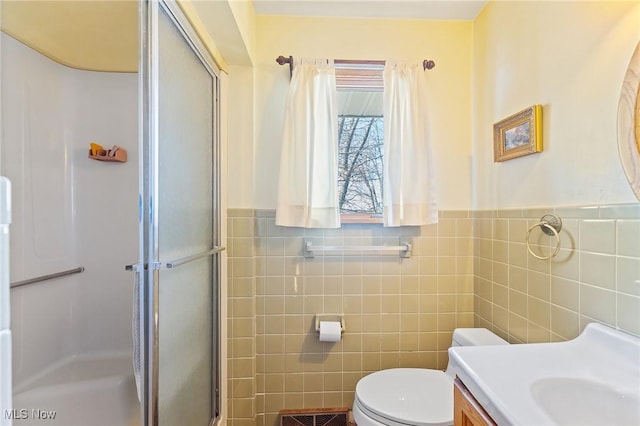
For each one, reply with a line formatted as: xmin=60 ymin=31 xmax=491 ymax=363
xmin=493 ymin=105 xmax=543 ymax=162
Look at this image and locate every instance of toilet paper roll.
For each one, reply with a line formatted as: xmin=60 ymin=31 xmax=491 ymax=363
xmin=319 ymin=321 xmax=342 ymax=342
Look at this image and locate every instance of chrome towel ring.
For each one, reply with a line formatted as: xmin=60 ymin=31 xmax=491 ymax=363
xmin=526 ymin=214 xmax=562 ymax=260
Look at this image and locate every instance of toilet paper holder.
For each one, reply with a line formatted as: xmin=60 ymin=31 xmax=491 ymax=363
xmin=314 ymin=314 xmax=345 ymax=334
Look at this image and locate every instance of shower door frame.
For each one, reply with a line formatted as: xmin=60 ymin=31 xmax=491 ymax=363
xmin=138 ymin=1 xmax=222 ymax=425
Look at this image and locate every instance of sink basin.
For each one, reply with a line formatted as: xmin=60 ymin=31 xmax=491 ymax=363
xmin=531 ymin=377 xmax=640 ymax=425
xmin=448 ymin=323 xmax=640 ymax=425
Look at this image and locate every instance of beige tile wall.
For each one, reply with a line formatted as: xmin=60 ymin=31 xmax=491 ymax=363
xmin=228 ymin=203 xmax=640 ymax=426
xmin=227 ymin=209 xmax=475 ymax=426
xmin=473 ymin=204 xmax=640 ymax=343
xmin=228 ymin=209 xmax=257 ymax=426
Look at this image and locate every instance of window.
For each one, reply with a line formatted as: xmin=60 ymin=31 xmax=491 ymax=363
xmin=336 ymin=65 xmax=384 ymax=222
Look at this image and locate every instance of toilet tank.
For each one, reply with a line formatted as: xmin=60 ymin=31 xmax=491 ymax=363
xmin=451 ymin=328 xmax=508 ymax=347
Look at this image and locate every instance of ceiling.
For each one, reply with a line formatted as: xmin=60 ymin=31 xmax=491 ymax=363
xmin=1 ymin=0 xmax=138 ymax=72
xmin=252 ymin=0 xmax=488 ymax=20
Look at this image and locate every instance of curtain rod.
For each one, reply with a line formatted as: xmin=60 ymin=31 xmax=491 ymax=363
xmin=276 ymin=55 xmax=435 ymax=77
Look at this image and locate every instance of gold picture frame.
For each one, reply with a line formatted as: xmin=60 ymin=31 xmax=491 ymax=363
xmin=493 ymin=105 xmax=543 ymax=162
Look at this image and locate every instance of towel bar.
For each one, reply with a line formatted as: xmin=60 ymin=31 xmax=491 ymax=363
xmin=304 ymin=239 xmax=411 ymax=258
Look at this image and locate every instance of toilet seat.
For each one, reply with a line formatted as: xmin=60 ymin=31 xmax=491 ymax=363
xmin=353 ymin=368 xmax=454 ymax=426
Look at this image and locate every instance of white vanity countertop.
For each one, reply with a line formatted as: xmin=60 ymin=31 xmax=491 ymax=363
xmin=448 ymin=323 xmax=640 ymax=426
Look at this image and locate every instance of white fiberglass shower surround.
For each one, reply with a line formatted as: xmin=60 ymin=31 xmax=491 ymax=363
xmin=2 ymin=26 xmax=139 ymax=425
xmin=0 ymin=1 xmax=223 ymax=425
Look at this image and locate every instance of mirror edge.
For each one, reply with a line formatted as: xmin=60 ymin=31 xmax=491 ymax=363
xmin=617 ymin=40 xmax=640 ymax=201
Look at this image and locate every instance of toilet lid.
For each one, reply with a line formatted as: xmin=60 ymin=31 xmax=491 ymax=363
xmin=355 ymin=368 xmax=453 ymax=426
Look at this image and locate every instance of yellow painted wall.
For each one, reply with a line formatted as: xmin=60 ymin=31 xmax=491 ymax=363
xmin=240 ymin=15 xmax=473 ymax=209
xmin=1 ymin=0 xmax=138 ymax=72
xmin=472 ymin=1 xmax=640 ymax=209
xmin=178 ymin=0 xmax=230 ymax=71
xmin=227 ymin=65 xmax=256 ymax=208
xmin=181 ymin=0 xmax=257 ymax=68
xmin=228 ymin=0 xmax=256 ymax=62
xmin=0 ymin=0 xmax=252 ymax=74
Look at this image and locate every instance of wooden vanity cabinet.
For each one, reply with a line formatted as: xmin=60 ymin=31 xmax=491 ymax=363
xmin=453 ymin=377 xmax=497 ymax=426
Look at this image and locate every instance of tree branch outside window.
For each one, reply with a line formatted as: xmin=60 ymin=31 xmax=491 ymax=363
xmin=338 ymin=115 xmax=383 ymax=215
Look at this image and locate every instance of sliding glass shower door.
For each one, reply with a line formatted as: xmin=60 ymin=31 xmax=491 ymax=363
xmin=138 ymin=2 xmax=221 ymax=425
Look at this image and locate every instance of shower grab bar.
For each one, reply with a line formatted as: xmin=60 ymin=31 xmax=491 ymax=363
xmin=304 ymin=240 xmax=411 ymax=258
xmin=125 ymin=246 xmax=226 ymax=271
xmin=10 ymin=266 xmax=85 ymax=289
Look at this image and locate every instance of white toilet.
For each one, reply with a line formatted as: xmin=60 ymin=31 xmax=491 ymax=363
xmin=352 ymin=328 xmax=509 ymax=426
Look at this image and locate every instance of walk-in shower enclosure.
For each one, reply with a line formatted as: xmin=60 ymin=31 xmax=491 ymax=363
xmin=1 ymin=1 xmax=222 ymax=425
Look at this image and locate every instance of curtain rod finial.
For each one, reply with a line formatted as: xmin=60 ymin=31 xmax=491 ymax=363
xmin=276 ymin=55 xmax=291 ymax=65
xmin=423 ymin=59 xmax=436 ymax=70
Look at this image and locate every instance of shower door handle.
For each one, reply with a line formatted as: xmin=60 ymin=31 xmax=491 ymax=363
xmin=125 ymin=246 xmax=226 ymax=272
xmin=164 ymin=246 xmax=226 ymax=269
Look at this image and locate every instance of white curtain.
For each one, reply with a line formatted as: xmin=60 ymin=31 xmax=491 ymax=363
xmin=276 ymin=58 xmax=340 ymax=228
xmin=383 ymin=61 xmax=438 ymax=226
